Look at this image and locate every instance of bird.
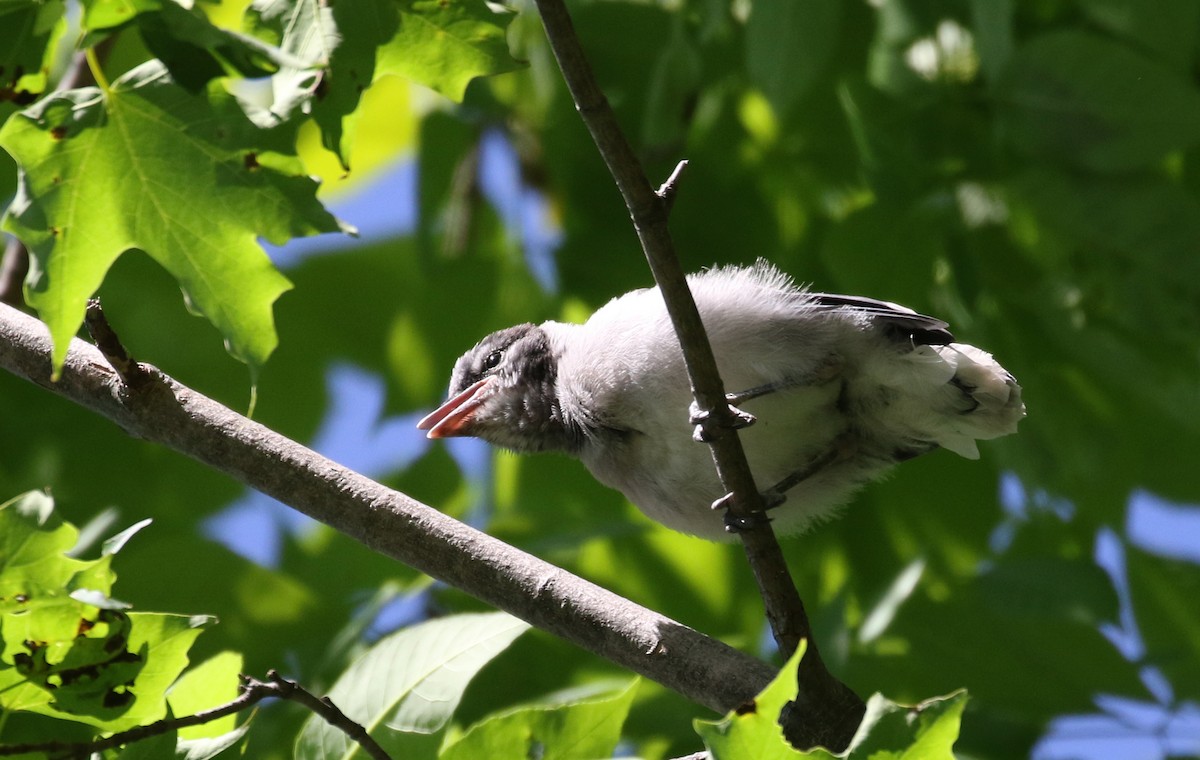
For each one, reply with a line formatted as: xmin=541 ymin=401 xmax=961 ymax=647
xmin=418 ymin=261 xmax=1025 ymax=541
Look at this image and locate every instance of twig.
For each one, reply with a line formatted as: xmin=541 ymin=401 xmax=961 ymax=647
xmin=657 ymin=159 xmax=688 ymax=213
xmin=0 ymin=301 xmax=777 ymax=716
xmin=529 ymin=0 xmax=865 ymax=748
xmin=0 ymin=671 xmax=391 ymax=760
xmin=256 ymin=670 xmax=393 ymax=760
xmin=84 ymin=298 xmax=149 ymax=387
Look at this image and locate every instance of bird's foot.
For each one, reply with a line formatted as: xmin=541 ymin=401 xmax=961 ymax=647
xmin=712 ymin=435 xmax=857 ymax=534
xmin=689 ymin=400 xmax=757 ymax=443
xmin=712 ymin=489 xmax=787 ymax=534
xmin=724 ymin=355 xmax=846 ymax=407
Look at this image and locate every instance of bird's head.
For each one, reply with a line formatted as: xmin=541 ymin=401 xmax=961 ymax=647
xmin=417 ymin=323 xmax=576 ymax=452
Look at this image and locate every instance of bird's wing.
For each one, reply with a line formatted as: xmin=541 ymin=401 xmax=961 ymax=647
xmin=810 ymin=293 xmax=955 ymax=346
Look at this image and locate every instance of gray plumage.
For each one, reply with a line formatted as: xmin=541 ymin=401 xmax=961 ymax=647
xmin=419 ymin=262 xmax=1025 ymax=540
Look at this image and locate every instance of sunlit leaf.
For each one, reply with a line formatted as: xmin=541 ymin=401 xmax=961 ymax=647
xmin=0 ymin=0 xmax=66 ymax=99
xmin=168 ymin=651 xmax=244 ymax=739
xmin=0 ymin=60 xmax=348 ymax=376
xmin=376 ymin=0 xmax=524 ymax=101
xmin=295 ymin=611 xmax=529 ymax=760
xmin=440 ymin=680 xmax=637 ymax=760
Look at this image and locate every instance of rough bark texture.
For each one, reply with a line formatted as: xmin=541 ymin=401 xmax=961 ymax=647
xmin=0 ymin=301 xmax=775 ymax=714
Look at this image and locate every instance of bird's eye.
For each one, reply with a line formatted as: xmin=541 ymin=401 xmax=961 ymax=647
xmin=483 ymin=350 xmax=503 ymax=371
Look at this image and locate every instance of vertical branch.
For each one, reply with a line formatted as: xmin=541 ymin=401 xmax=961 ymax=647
xmin=529 ymin=0 xmax=800 ymax=649
xmin=530 ymin=0 xmax=865 ymax=748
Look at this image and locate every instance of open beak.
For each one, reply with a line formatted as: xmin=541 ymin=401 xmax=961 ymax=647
xmin=417 ymin=378 xmax=492 ymax=438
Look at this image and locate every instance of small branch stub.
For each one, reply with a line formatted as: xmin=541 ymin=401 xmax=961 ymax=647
xmin=657 ymin=159 xmax=689 ymax=213
xmin=84 ymin=298 xmax=150 ymax=387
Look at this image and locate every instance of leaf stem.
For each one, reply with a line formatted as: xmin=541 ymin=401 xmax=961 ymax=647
xmin=85 ymin=47 xmax=111 ymax=93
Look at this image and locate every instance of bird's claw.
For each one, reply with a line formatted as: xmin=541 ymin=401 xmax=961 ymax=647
xmin=722 ymin=508 xmax=773 ymax=534
xmin=712 ymin=490 xmax=786 ymax=534
xmin=690 ymin=400 xmax=757 ymax=443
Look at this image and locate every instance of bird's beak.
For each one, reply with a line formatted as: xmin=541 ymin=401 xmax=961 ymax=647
xmin=417 ymin=378 xmax=492 ymax=438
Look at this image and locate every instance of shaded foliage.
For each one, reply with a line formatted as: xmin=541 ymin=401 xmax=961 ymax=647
xmin=2 ymin=0 xmax=1199 ymax=757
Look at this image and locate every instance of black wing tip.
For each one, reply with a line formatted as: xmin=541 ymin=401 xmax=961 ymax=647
xmin=811 ymin=292 xmax=956 ymax=345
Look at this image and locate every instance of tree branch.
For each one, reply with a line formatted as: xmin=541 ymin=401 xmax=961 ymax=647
xmin=0 ymin=301 xmax=775 ymax=715
xmin=530 ymin=0 xmax=807 ymax=653
xmin=528 ymin=0 xmax=865 ymax=748
xmin=0 ymin=671 xmax=392 ymax=759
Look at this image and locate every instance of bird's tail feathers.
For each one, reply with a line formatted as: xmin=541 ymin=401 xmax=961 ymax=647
xmin=929 ymin=343 xmax=1025 ymax=458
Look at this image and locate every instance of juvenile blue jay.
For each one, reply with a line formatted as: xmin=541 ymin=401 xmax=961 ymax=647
xmin=419 ymin=262 xmax=1024 ymax=540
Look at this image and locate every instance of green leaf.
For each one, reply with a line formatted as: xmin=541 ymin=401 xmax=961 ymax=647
xmin=968 ymin=0 xmax=1013 ymax=81
xmin=242 ymin=0 xmax=341 ymax=124
xmin=695 ymin=641 xmax=806 ymax=759
xmin=114 ymin=729 xmax=178 ymax=759
xmin=1076 ymin=0 xmax=1200 ymax=70
xmin=81 ymin=0 xmax=161 ymax=31
xmin=745 ymin=0 xmax=840 ymax=119
xmin=0 ymin=492 xmax=213 ymax=732
xmin=0 ymin=490 xmax=95 ymax=599
xmin=641 ymin=21 xmax=701 ymax=150
xmin=820 ymin=201 xmax=943 ymax=306
xmin=295 ymin=611 xmax=530 ymax=760
xmin=168 ymin=651 xmax=244 ymax=739
xmin=0 ymin=60 xmax=348 ymax=376
xmin=0 ymin=607 xmax=213 ymax=732
xmin=246 ymin=0 xmax=397 ymax=167
xmin=377 ymin=0 xmax=524 ymax=102
xmin=113 ymin=612 xmax=214 ymax=731
xmin=833 ymin=691 xmax=967 ymax=759
xmin=698 ymin=640 xmax=967 ymax=759
xmin=134 ymin=2 xmax=297 ymax=91
xmin=177 ymin=723 xmax=252 ymax=759
xmin=0 ymin=0 xmax=66 ymax=99
xmin=996 ymin=30 xmax=1200 ymax=170
xmin=81 ymin=0 xmax=305 ymax=91
xmin=1126 ymin=544 xmax=1200 ymax=697
xmin=439 ymin=680 xmax=638 ymax=760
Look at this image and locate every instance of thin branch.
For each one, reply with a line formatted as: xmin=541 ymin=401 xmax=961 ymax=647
xmin=528 ymin=0 xmax=866 ymax=748
xmin=258 ymin=670 xmax=392 ymax=760
xmin=0 ymin=671 xmax=391 ymax=760
xmin=530 ymin=0 xmax=800 ymax=661
xmin=530 ymin=0 xmax=805 ymax=655
xmin=0 ymin=301 xmax=776 ymax=716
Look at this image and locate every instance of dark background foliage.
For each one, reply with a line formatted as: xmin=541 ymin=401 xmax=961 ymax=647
xmin=3 ymin=0 xmax=1199 ymax=757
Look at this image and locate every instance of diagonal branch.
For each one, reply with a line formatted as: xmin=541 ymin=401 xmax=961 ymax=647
xmin=0 ymin=301 xmax=774 ymax=716
xmin=529 ymin=0 xmax=865 ymax=748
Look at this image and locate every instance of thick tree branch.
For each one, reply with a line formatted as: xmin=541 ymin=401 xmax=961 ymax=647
xmin=0 ymin=302 xmax=774 ymax=715
xmin=0 ymin=671 xmax=391 ymax=760
xmin=529 ymin=0 xmax=865 ymax=748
